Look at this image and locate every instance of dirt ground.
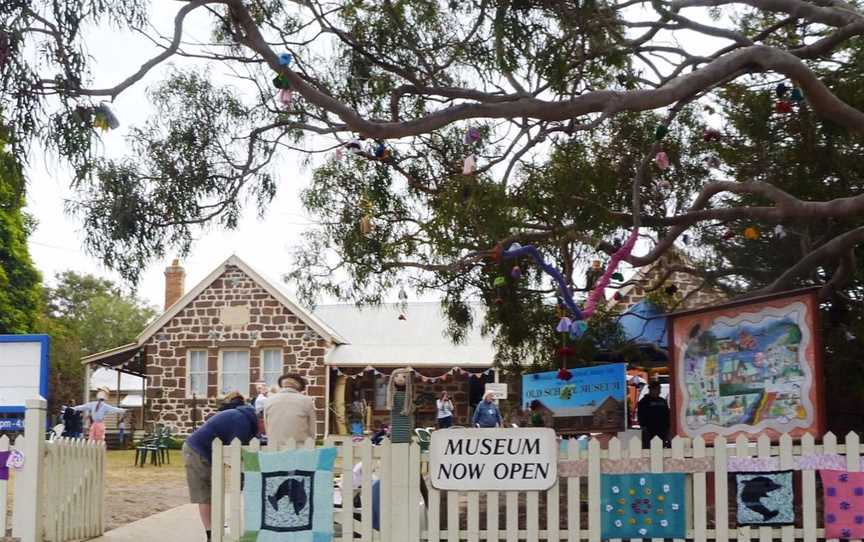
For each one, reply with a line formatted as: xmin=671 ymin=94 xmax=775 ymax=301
xmin=103 ymin=449 xmax=189 ymax=531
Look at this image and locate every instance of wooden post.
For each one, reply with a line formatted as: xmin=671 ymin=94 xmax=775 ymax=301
xmin=211 ymin=438 xmax=225 ymax=542
xmin=14 ymin=398 xmax=47 ymax=542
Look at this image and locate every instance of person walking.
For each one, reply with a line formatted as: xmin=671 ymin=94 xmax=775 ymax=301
xmin=436 ymin=391 xmax=454 ymax=428
xmin=183 ymin=403 xmax=259 ymax=542
xmin=637 ymin=381 xmax=671 ymax=448
xmin=72 ymin=387 xmax=125 ymax=442
xmin=472 ymin=391 xmax=502 ymax=428
xmin=264 ymin=373 xmax=317 ymax=448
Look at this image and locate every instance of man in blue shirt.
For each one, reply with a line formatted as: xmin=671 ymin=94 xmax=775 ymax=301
xmin=473 ymin=391 xmax=503 ymax=428
xmin=183 ymin=404 xmax=258 ymax=542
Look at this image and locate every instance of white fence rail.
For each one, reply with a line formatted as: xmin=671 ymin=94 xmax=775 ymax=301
xmin=1 ymin=399 xmax=105 ymax=542
xmin=214 ymin=431 xmax=862 ymax=542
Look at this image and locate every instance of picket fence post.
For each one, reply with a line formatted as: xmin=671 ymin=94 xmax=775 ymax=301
xmin=14 ymin=398 xmax=46 ymax=542
xmin=211 ymin=437 xmax=225 ymax=542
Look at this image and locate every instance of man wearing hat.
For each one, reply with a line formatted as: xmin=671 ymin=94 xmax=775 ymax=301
xmin=637 ymin=380 xmax=671 ymax=448
xmin=264 ymin=373 xmax=317 ymax=448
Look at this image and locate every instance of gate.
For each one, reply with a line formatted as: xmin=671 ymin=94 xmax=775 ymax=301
xmin=1 ymin=399 xmax=105 ymax=542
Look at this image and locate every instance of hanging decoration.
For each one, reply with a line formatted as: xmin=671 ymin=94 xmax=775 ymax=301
xmin=744 ymin=226 xmax=760 ymax=240
xmin=463 ymin=127 xmax=482 ymax=145
xmin=332 ymin=366 xmax=495 ymax=383
xmin=493 ymin=275 xmax=507 ymax=305
xmin=775 ymin=82 xmax=789 ymax=98
xmin=612 ymin=272 xmax=624 ymax=282
xmin=774 ymin=225 xmax=786 ymax=238
xmin=359 ymin=196 xmax=373 ymax=235
xmin=93 ymin=103 xmax=119 ymax=132
xmin=501 ymin=244 xmax=583 ymax=320
xmin=790 ymin=87 xmax=804 ymax=103
xmin=653 ymin=125 xmax=668 ymax=141
xmin=706 ymin=155 xmax=722 ymax=169
xmin=601 ymin=473 xmax=687 ymax=539
xmin=654 ymin=151 xmax=670 ymax=170
xmin=582 ymin=228 xmax=639 ymax=319
xmin=277 ymin=89 xmax=293 ymax=108
xmin=463 ymin=154 xmax=477 ymax=175
xmin=775 ymin=100 xmax=793 ymax=114
xmin=278 ymin=52 xmax=293 ymax=66
xmin=510 ymin=266 xmax=522 ymax=280
xmin=272 ymin=74 xmax=291 ymax=90
xmin=345 ymin=139 xmax=363 ymax=154
xmin=702 ymin=128 xmax=722 ymax=142
xmin=820 ymin=470 xmax=864 ymax=539
xmin=733 ymin=471 xmax=795 ymax=526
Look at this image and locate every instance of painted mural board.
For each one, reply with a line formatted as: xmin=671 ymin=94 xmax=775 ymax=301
xmin=522 ymin=364 xmax=627 ymax=434
xmin=669 ymin=289 xmax=824 ymax=441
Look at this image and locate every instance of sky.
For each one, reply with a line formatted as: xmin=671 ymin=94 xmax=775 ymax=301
xmin=24 ymin=4 xmax=324 ymax=311
xmin=21 ymin=2 xmax=728 ymax=313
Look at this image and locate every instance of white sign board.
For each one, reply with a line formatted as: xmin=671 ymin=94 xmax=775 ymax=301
xmin=0 ymin=335 xmax=49 ymax=411
xmin=484 ymin=383 xmax=508 ymax=400
xmin=430 ymin=428 xmax=558 ymax=491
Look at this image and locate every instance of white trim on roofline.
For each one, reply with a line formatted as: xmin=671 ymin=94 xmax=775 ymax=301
xmin=134 ymin=255 xmax=346 ymax=348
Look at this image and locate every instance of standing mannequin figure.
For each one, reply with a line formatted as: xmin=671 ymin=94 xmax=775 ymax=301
xmin=73 ymin=387 xmax=125 ymax=442
xmin=386 ymin=368 xmax=415 ymax=444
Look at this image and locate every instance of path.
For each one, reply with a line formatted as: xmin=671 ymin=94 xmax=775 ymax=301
xmin=87 ymin=504 xmax=203 ymax=542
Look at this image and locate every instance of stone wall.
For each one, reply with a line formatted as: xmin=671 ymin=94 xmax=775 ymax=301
xmin=348 ymin=372 xmax=473 ymax=429
xmin=143 ymin=265 xmax=328 ymax=436
xmin=610 ymin=250 xmax=727 ymax=312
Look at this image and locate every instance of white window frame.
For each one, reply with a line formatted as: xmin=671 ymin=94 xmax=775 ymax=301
xmin=261 ymin=348 xmax=283 ymax=388
xmin=218 ymin=349 xmax=250 ymax=398
xmin=186 ymin=349 xmax=208 ymax=398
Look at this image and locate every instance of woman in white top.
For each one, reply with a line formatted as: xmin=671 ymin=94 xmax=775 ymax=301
xmin=436 ymin=391 xmax=454 ymax=428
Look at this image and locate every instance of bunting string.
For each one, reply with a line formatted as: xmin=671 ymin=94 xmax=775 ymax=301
xmin=331 ymin=366 xmax=493 ymax=383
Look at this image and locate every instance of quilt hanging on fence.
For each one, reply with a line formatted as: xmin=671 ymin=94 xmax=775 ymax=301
xmin=241 ymin=446 xmax=338 ymax=542
xmin=820 ymin=470 xmax=864 ymax=540
xmin=0 ymin=450 xmax=9 ymax=481
xmin=733 ymin=471 xmax=794 ymax=526
xmin=600 ymin=473 xmax=686 ymax=539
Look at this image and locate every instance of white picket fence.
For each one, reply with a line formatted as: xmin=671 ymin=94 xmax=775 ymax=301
xmin=1 ymin=398 xmax=105 ymax=542
xmin=214 ymin=431 xmax=864 ymax=542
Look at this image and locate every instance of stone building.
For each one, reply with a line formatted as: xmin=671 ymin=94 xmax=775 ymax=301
xmin=82 ymin=255 xmax=496 ymax=436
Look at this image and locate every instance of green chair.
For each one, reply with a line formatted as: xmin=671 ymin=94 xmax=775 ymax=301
xmin=415 ymin=428 xmax=432 ymax=452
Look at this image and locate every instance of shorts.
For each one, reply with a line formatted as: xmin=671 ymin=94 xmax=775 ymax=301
xmin=183 ymin=443 xmax=212 ymax=504
xmin=89 ymin=421 xmax=106 ymax=441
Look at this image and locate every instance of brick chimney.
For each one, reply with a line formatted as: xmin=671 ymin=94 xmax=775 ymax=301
xmin=164 ymin=259 xmax=185 ymax=310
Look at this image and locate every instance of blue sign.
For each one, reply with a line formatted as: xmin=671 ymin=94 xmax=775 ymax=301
xmin=0 ymin=417 xmax=25 ymax=431
xmin=523 ymin=364 xmax=627 ymax=433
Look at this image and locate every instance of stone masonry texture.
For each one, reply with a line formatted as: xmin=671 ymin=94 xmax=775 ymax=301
xmin=144 ymin=265 xmax=328 ymax=436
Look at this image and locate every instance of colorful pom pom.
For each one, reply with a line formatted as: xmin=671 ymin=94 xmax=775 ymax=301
xmin=464 ymin=127 xmax=481 ymax=144
xmin=613 ymin=291 xmax=623 ymax=301
xmin=790 ymin=87 xmax=804 ymax=103
xmin=775 ymin=100 xmax=793 ymax=114
xmin=557 ymin=368 xmax=573 ymax=380
xmin=273 ymin=74 xmax=291 ymax=90
xmin=95 ymin=103 xmax=120 ymax=130
xmin=359 ymin=215 xmax=373 ymax=235
xmin=569 ymin=319 xmax=588 ymax=339
xmin=655 ymin=151 xmax=670 ymax=170
xmin=277 ymin=88 xmax=293 ymax=107
xmin=611 ymin=272 xmax=624 ymax=282
xmin=511 ymin=266 xmax=522 ymax=280
xmin=493 ymin=275 xmax=507 ymax=288
xmin=744 ymin=226 xmax=760 ymax=240
xmin=463 ymin=154 xmax=477 ymax=175
xmin=278 ymin=52 xmax=293 ymax=66
xmin=556 ymin=317 xmax=573 ymax=333
xmin=702 ymin=128 xmax=721 ymax=142
xmin=775 ymin=83 xmax=789 ymax=98
xmin=654 ymin=125 xmax=668 ymax=141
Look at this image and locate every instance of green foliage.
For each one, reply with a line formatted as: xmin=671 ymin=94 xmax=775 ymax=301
xmin=0 ymin=126 xmax=41 ymax=334
xmin=39 ymin=271 xmax=156 ymax=410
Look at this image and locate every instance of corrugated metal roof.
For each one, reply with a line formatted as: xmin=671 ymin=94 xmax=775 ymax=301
xmin=90 ymin=368 xmax=145 ymax=392
xmin=314 ymin=303 xmax=495 ymax=367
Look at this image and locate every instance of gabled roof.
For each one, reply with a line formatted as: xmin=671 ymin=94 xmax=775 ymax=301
xmin=314 ymin=302 xmax=494 ymax=367
xmin=137 ymin=255 xmax=346 ymax=345
xmin=83 ymin=255 xmax=346 ymax=369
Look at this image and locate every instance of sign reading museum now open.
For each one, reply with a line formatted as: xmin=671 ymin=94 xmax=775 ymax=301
xmin=429 ymin=428 xmax=558 ymax=491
